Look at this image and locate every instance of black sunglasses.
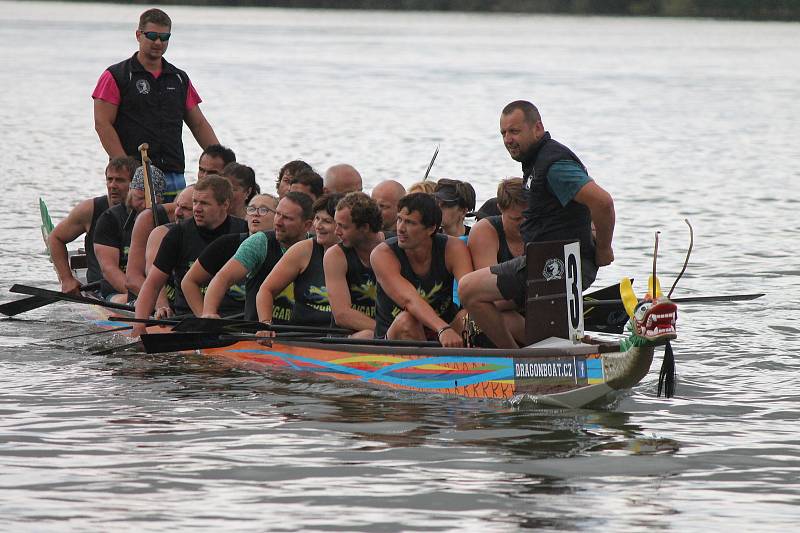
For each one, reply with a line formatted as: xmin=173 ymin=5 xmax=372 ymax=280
xmin=140 ymin=31 xmax=171 ymax=42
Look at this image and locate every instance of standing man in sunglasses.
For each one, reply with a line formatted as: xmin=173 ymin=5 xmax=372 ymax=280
xmin=92 ymin=8 xmax=219 ymax=202
xmin=458 ymin=100 xmax=616 ymax=349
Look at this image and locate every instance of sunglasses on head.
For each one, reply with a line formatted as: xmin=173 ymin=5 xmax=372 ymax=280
xmin=246 ymin=205 xmax=276 ymax=216
xmin=140 ymin=31 xmax=171 ymax=42
xmin=437 ymin=198 xmax=460 ymax=208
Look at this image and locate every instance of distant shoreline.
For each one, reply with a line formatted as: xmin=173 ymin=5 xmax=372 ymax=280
xmin=57 ymin=0 xmax=800 ymax=22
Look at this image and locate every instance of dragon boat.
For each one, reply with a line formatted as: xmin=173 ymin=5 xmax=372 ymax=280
xmin=19 ymin=200 xmax=680 ymax=409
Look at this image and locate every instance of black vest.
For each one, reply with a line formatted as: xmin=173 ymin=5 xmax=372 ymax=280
xmin=520 ymin=132 xmax=595 ymax=266
xmin=374 ymin=234 xmax=455 ymax=338
xmin=486 ymin=215 xmax=515 ymax=264
xmin=85 ymin=195 xmax=110 ymax=284
xmin=291 ymin=240 xmax=331 ymax=327
xmin=341 ymin=244 xmax=377 ymax=320
xmin=173 ymin=217 xmax=248 ymax=314
xmin=107 ymin=53 xmax=189 ymax=173
xmin=98 ymin=203 xmax=136 ymax=297
xmin=244 ymin=231 xmax=292 ymax=323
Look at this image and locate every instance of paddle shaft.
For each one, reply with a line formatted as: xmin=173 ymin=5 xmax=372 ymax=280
xmin=422 ymin=145 xmax=439 ymax=181
xmin=141 ymin=331 xmax=440 ymax=354
xmin=138 ymin=143 xmax=159 ymax=228
xmin=1 ymin=281 xmax=102 ymax=317
xmin=10 ymin=284 xmax=135 ymax=312
xmin=582 ymin=293 xmax=765 ymax=307
xmin=173 ymin=316 xmax=352 ymax=335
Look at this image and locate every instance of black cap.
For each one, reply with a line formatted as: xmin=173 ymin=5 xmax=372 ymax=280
xmin=467 ymin=197 xmax=501 ymax=220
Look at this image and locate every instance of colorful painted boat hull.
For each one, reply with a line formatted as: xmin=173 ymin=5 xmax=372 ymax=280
xmin=200 ymin=339 xmax=653 ymax=408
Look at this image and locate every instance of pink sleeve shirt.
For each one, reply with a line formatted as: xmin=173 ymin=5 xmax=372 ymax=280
xmin=91 ymin=70 xmax=202 ymax=109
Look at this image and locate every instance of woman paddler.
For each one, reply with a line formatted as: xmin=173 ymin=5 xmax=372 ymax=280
xmin=255 ymin=193 xmax=343 ymax=335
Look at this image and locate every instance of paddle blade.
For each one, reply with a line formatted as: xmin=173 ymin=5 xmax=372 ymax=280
xmin=140 ymin=332 xmax=239 ymax=354
xmin=583 ymin=281 xmax=629 ymax=334
xmin=0 ymin=295 xmax=54 ymax=317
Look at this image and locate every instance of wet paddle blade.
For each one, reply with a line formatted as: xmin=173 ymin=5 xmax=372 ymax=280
xmin=1 ymin=281 xmax=102 ymax=317
xmin=9 ymin=284 xmax=134 ymax=313
xmin=583 ymin=281 xmax=629 ymax=334
xmin=140 ymin=332 xmax=238 ymax=353
xmin=0 ymin=295 xmax=55 ymax=317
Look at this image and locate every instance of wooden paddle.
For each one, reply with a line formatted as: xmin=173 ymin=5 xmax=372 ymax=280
xmin=140 ymin=331 xmax=440 ymax=354
xmin=9 ymin=284 xmax=135 ymax=313
xmin=138 ymin=143 xmax=159 ymax=227
xmin=1 ymin=281 xmax=102 ymax=317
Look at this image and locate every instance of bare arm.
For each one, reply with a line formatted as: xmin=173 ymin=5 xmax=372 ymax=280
xmin=184 ymin=105 xmax=219 ymax=150
xmin=202 ymin=259 xmax=248 ymax=318
xmin=574 ymin=181 xmax=615 ymax=266
xmin=181 ymin=261 xmax=213 ymax=316
xmin=467 ymin=218 xmax=500 ymax=270
xmin=125 ymin=210 xmax=157 ymax=295
xmin=371 ymin=243 xmax=449 ymax=333
xmin=256 ymin=242 xmax=308 ymax=324
xmin=94 ymin=243 xmax=127 ymax=295
xmin=324 ymin=245 xmax=375 ymax=332
xmin=93 ymin=99 xmax=125 ymax=158
xmin=48 ymin=198 xmax=94 ymax=294
xmin=132 ymin=266 xmax=169 ymax=336
xmin=446 ymin=236 xmax=474 ymax=283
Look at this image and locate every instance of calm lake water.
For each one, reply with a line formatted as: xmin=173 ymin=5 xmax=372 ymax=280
xmin=1 ymin=1 xmax=799 ymax=530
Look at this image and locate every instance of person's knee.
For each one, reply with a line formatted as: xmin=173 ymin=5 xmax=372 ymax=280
xmin=458 ymin=269 xmax=490 ymax=306
xmin=389 ymin=311 xmax=420 ymax=339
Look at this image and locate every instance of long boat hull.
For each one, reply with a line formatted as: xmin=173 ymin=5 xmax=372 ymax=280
xmin=91 ymin=309 xmax=655 ymax=409
xmin=200 ymin=338 xmax=655 ymax=408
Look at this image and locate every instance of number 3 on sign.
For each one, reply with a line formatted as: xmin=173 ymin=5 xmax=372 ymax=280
xmin=564 ymin=242 xmax=584 ymax=343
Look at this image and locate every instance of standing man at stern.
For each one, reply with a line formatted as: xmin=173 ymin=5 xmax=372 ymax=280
xmin=459 ymin=100 xmax=616 ymax=349
xmin=92 ymin=8 xmax=219 ymax=201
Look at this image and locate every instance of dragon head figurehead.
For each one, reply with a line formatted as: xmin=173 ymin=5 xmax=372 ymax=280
xmin=621 ymin=276 xmax=678 ymax=344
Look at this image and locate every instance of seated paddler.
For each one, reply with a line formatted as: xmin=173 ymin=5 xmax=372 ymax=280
xmin=181 ymin=193 xmax=277 ymax=317
xmin=93 ymin=164 xmax=166 ymax=303
xmin=131 ymin=176 xmax=248 ymax=336
xmin=370 ymin=192 xmax=473 ymax=348
xmin=201 ymin=191 xmax=314 ymax=322
xmin=324 ymin=192 xmax=386 ymax=339
xmin=255 ymin=194 xmax=343 ymax=338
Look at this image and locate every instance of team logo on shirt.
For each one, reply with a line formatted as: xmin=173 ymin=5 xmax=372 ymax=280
xmin=543 ymin=258 xmax=565 ymax=281
xmin=136 ymin=79 xmax=150 ymax=95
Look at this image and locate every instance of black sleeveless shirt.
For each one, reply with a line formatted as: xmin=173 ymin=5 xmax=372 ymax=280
xmin=93 ymin=202 xmax=136 ymax=296
xmin=291 ymin=240 xmax=331 ymax=327
xmin=486 ymin=215 xmax=515 ymax=263
xmin=335 ymin=244 xmax=377 ymax=325
xmin=520 ymin=132 xmax=594 ymax=266
xmin=244 ymin=231 xmax=293 ymax=323
xmin=85 ymin=195 xmax=110 ymax=284
xmin=107 ymin=53 xmax=190 ymax=173
xmin=155 ymin=216 xmax=248 ymax=315
xmin=374 ymin=233 xmax=456 ymax=338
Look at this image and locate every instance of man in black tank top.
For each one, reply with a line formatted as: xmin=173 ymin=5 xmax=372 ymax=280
xmin=48 ymin=157 xmax=137 ymax=295
xmin=371 ymin=193 xmax=474 ymax=348
xmin=467 ymin=177 xmax=527 ymax=270
xmin=459 ymin=100 xmax=616 ymax=349
xmin=132 ymin=176 xmax=247 ymax=336
xmin=325 ymin=192 xmax=385 ymax=338
xmin=94 ymin=165 xmax=166 ymax=301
